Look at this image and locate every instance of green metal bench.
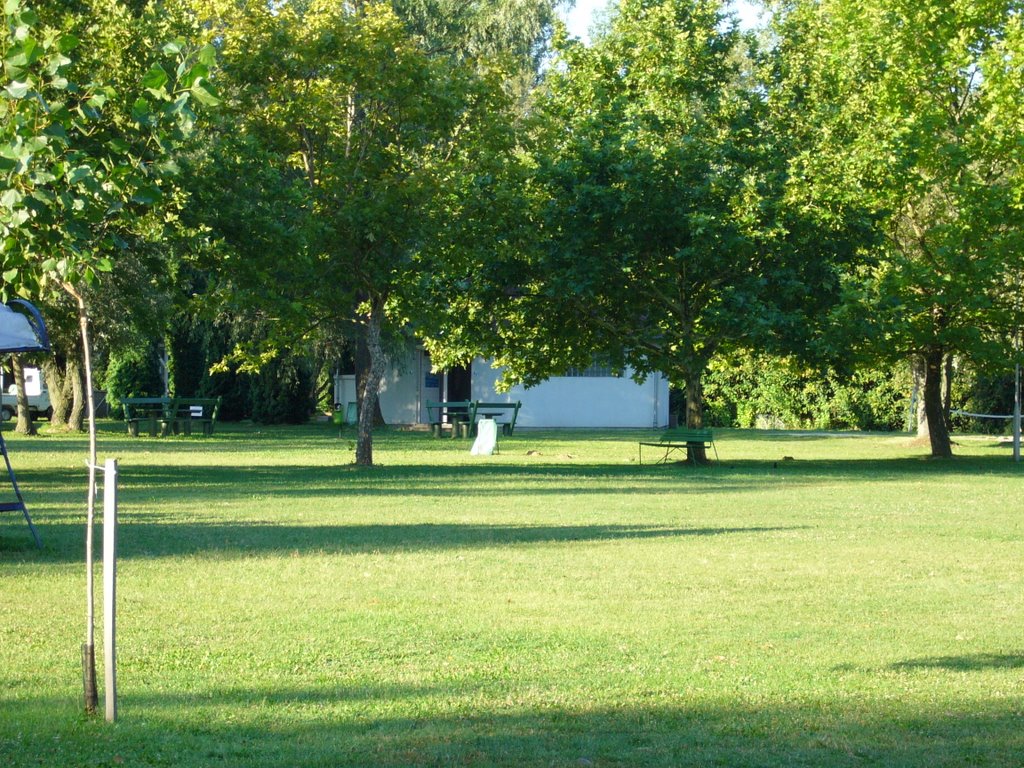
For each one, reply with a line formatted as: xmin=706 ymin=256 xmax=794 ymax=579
xmin=426 ymin=400 xmax=477 ymax=438
xmin=472 ymin=401 xmax=522 ymax=436
xmin=122 ymin=397 xmax=174 ymax=437
xmin=639 ymin=428 xmax=717 ymax=465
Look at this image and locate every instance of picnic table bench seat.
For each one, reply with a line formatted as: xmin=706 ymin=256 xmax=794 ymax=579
xmin=426 ymin=400 xmax=523 ymax=438
xmin=122 ymin=396 xmax=221 ymax=437
xmin=169 ymin=397 xmax=222 ymax=436
xmin=472 ymin=401 xmax=522 ymax=436
xmin=639 ymin=428 xmax=718 ymax=465
xmin=426 ymin=400 xmax=477 ymax=438
xmin=122 ymin=397 xmax=174 ymax=437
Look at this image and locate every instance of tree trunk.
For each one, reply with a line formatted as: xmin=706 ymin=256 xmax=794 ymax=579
xmin=11 ymin=357 xmax=36 ymax=436
xmin=911 ymin=355 xmax=928 ymax=439
xmin=43 ymin=357 xmax=70 ymax=428
xmin=43 ymin=353 xmax=83 ymax=430
xmin=354 ymin=327 xmax=387 ymax=427
xmin=69 ymin=361 xmax=85 ymax=432
xmin=685 ymin=372 xmax=709 ymax=464
xmin=922 ymin=347 xmax=952 ymax=458
xmin=942 ymin=352 xmax=954 ymax=430
xmin=355 ymin=300 xmax=388 ymax=466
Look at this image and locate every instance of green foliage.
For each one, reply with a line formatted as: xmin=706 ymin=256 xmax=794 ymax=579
xmin=187 ymin=0 xmax=521 ymax=463
xmin=425 ymin=0 xmax=868 ymax=436
xmin=769 ymin=0 xmax=1024 ymax=455
xmin=168 ymin=313 xmax=254 ymax=422
xmin=0 ymin=0 xmax=218 ymax=301
xmin=702 ymin=354 xmax=911 ymax=431
xmin=197 ymin=0 xmax=512 ymax=299
xmin=250 ymin=353 xmax=316 ymax=425
xmin=205 ymin=369 xmax=251 ymax=422
xmin=103 ymin=339 xmax=163 ymax=417
xmin=390 ymin=0 xmax=565 ymax=95
xmin=168 ymin=312 xmax=209 ymax=398
xmin=952 ymin=364 xmax=1020 ymax=435
xmin=166 ymin=312 xmax=319 ymax=423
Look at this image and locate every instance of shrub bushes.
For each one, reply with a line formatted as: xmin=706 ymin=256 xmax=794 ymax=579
xmin=104 ymin=341 xmax=165 ymax=419
xmin=698 ymin=354 xmax=910 ymax=431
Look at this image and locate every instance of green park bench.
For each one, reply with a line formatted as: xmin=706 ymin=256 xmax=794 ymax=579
xmin=123 ymin=396 xmax=221 ymax=437
xmin=638 ymin=428 xmax=718 ymax=465
xmin=168 ymin=397 xmax=222 ymax=436
xmin=426 ymin=400 xmax=478 ymax=438
xmin=472 ymin=401 xmax=522 ymax=436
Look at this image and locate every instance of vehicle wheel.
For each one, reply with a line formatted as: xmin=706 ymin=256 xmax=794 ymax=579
xmin=0 ymin=406 xmax=13 ymax=422
xmin=44 ymin=407 xmax=53 ymax=420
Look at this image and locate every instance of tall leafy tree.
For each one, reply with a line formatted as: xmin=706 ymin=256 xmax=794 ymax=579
xmin=189 ymin=0 xmax=518 ymax=465
xmin=391 ymin=0 xmax=568 ymax=96
xmin=424 ymin=0 xmax=862 ymax=460
xmin=769 ymin=0 xmax=1024 ymax=458
xmin=2 ymin=0 xmax=215 ymax=428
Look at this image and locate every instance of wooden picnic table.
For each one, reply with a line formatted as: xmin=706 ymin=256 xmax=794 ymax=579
xmin=122 ymin=396 xmax=221 ymax=437
xmin=426 ymin=400 xmax=477 ymax=438
xmin=472 ymin=401 xmax=522 ymax=436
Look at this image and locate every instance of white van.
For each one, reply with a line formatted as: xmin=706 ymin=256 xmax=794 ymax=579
xmin=0 ymin=367 xmax=52 ymax=421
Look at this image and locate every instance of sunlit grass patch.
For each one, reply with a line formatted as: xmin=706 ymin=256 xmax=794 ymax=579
xmin=1 ymin=422 xmax=1022 ymax=766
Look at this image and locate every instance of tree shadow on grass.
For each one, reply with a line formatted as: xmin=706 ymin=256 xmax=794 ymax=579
xmin=3 ymin=686 xmax=1023 ymax=767
xmin=6 ymin=420 xmax=1020 ymax=457
xmin=891 ymin=653 xmax=1024 ymax=671
xmin=2 ymin=448 xmax=1016 ymax=557
xmin=9 ymin=451 xmax=1021 ymax=515
xmin=1 ymin=520 xmax=803 ymax=563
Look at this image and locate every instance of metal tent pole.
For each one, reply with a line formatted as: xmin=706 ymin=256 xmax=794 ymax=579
xmin=0 ymin=430 xmax=41 ymax=547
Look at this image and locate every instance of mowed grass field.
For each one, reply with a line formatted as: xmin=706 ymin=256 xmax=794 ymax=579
xmin=1 ymin=422 xmax=1022 ymax=767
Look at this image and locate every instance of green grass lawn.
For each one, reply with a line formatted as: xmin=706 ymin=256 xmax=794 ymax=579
xmin=1 ymin=422 xmax=1023 ymax=767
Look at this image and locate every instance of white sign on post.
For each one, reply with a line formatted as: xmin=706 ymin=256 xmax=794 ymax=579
xmin=470 ymin=419 xmax=498 ymax=456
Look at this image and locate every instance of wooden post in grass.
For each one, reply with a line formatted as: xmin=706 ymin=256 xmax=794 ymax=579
xmin=103 ymin=458 xmax=118 ymax=722
xmin=72 ymin=286 xmax=99 ymax=716
xmin=1014 ymin=364 xmax=1021 ymax=464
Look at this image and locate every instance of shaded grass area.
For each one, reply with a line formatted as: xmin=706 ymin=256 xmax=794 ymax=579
xmin=1 ymin=422 xmax=1023 ymax=767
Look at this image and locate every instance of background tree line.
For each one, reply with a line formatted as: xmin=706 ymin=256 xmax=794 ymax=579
xmin=3 ymin=0 xmax=1023 ymax=463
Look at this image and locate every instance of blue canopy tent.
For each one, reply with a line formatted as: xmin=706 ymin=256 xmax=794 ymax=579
xmin=0 ymin=300 xmax=50 ymax=547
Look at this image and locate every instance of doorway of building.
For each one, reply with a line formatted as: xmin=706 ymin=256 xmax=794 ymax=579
xmin=446 ymin=364 xmax=471 ymax=402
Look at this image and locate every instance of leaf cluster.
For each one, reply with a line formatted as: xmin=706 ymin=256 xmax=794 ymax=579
xmin=769 ymin=0 xmax=1024 ymax=368
xmin=0 ymin=0 xmax=219 ymax=300
xmin=424 ymin=0 xmax=870 ymax=389
xmin=186 ymin=0 xmax=522 ymax=365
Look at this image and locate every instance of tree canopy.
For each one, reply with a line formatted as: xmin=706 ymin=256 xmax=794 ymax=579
xmin=186 ymin=0 xmax=521 ymax=464
xmin=422 ymin=0 xmax=870 ymax=461
xmin=8 ymin=0 xmax=1023 ymax=465
xmin=0 ymin=0 xmax=215 ymax=299
xmin=769 ymin=0 xmax=1024 ymax=456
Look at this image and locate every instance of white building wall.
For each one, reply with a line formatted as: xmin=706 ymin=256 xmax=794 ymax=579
xmin=345 ymin=346 xmax=671 ymax=429
xmin=470 ymin=359 xmax=669 ymax=429
xmin=377 ymin=345 xmax=425 ymax=425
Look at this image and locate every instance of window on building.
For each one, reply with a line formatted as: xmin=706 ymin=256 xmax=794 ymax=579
xmin=561 ymin=363 xmax=620 ymax=378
